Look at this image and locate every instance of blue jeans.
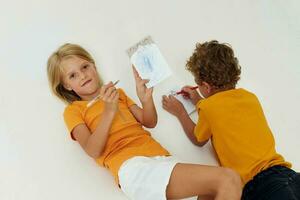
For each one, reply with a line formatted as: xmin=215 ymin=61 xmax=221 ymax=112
xmin=242 ymin=165 xmax=300 ymax=200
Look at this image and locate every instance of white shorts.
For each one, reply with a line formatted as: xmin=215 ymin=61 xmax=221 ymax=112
xmin=118 ymin=156 xmax=179 ymax=200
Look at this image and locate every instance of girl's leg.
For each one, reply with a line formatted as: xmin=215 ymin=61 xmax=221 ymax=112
xmin=166 ymin=163 xmax=242 ymax=200
xmin=197 ymin=195 xmax=214 ymax=200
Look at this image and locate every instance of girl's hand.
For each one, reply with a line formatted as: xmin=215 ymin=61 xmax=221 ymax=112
xmin=162 ymin=95 xmax=186 ymax=117
xmin=181 ymin=85 xmax=203 ymax=105
xmin=100 ymin=82 xmax=119 ymax=112
xmin=132 ymin=66 xmax=153 ymax=103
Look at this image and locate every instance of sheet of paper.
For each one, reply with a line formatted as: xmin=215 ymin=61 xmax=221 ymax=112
xmin=168 ymin=86 xmax=196 ymax=115
xmin=127 ymin=36 xmax=172 ymax=88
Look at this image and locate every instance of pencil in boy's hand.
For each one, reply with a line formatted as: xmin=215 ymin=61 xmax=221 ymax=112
xmin=87 ymin=80 xmax=119 ymax=107
xmin=176 ymin=86 xmax=198 ymax=95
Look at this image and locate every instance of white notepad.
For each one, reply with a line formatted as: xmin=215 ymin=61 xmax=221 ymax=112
xmin=127 ymin=36 xmax=172 ymax=88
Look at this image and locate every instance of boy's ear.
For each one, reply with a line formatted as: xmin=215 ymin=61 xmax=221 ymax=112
xmin=202 ymin=82 xmax=212 ymax=93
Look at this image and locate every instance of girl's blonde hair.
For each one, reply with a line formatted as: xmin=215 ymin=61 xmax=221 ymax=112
xmin=47 ymin=43 xmax=103 ymax=104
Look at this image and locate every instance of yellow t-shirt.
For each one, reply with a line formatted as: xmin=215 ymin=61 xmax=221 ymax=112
xmin=194 ymin=88 xmax=291 ymax=184
xmin=64 ymin=88 xmax=169 ymax=183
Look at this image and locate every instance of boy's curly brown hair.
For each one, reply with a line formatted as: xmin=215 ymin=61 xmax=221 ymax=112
xmin=186 ymin=40 xmax=241 ymax=89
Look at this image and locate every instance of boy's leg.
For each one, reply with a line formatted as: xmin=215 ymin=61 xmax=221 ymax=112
xmin=242 ymin=167 xmax=300 ymax=200
xmin=294 ymin=173 xmax=300 ymax=198
xmin=166 ymin=163 xmax=242 ymax=200
xmin=271 ymin=172 xmax=300 ymax=199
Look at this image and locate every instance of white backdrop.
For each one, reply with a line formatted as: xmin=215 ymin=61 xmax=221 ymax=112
xmin=1 ymin=1 xmax=299 ymax=199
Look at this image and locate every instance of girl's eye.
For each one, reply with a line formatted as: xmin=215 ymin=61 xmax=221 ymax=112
xmin=69 ymin=74 xmax=76 ymax=79
xmin=83 ymin=65 xmax=89 ymax=69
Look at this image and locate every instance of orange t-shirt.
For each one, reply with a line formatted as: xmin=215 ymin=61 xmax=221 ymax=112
xmin=194 ymin=88 xmax=291 ymax=184
xmin=64 ymin=88 xmax=169 ymax=183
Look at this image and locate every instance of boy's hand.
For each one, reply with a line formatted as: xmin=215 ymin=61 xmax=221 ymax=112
xmin=100 ymin=81 xmax=119 ymax=112
xmin=181 ymin=85 xmax=203 ymax=105
xmin=132 ymin=65 xmax=153 ymax=103
xmin=162 ymin=95 xmax=186 ymax=117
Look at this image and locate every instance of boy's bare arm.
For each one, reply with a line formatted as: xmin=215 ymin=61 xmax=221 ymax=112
xmin=176 ymin=111 xmax=208 ymax=147
xmin=162 ymin=95 xmax=208 ymax=146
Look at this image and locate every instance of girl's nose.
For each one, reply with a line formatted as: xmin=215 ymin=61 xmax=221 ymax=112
xmin=79 ymin=72 xmax=86 ymax=80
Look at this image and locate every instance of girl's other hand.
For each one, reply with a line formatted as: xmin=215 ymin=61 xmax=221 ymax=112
xmin=162 ymin=95 xmax=186 ymax=117
xmin=132 ymin=65 xmax=153 ymax=103
xmin=181 ymin=85 xmax=202 ymax=105
xmin=100 ymin=81 xmax=119 ymax=112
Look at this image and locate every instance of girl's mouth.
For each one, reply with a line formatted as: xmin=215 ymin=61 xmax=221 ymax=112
xmin=82 ymin=79 xmax=92 ymax=87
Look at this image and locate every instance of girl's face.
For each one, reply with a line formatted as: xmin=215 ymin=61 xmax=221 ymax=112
xmin=61 ymin=56 xmax=100 ymax=100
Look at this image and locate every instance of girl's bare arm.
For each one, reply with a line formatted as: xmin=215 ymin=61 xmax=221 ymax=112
xmin=72 ymin=83 xmax=119 ymax=159
xmin=131 ymin=66 xmax=157 ymax=128
xmin=129 ymin=97 xmax=157 ymax=128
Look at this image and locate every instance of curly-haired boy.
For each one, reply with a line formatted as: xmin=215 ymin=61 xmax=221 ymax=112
xmin=163 ymin=40 xmax=300 ymax=200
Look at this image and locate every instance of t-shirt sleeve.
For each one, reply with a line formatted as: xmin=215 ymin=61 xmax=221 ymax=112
xmin=63 ymin=105 xmax=85 ymax=140
xmin=194 ymin=110 xmax=212 ymax=142
xmin=118 ymin=88 xmax=136 ymax=107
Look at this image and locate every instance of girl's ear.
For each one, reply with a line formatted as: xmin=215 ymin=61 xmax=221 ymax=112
xmin=63 ymin=83 xmax=72 ymax=91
